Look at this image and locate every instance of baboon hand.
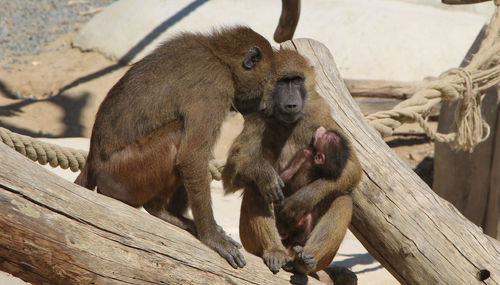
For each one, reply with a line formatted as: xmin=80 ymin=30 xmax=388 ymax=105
xmin=256 ymin=167 xmax=285 ymax=204
xmin=200 ymin=230 xmax=246 ymax=269
xmin=216 ymin=224 xmax=242 ymax=249
xmin=208 ymin=159 xmax=225 ymax=181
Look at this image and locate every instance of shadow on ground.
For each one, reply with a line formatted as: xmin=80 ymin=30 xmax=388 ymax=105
xmin=0 ymin=89 xmax=89 ymax=138
xmin=334 ymin=252 xmax=382 ymax=274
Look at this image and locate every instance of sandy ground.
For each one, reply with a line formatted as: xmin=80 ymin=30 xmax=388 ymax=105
xmin=0 ymin=0 xmax=493 ymax=284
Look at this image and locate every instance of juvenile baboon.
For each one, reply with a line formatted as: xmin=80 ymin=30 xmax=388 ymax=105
xmin=277 ymin=126 xmax=350 ymax=248
xmin=75 ymin=26 xmax=276 ymax=268
xmin=222 ymin=49 xmax=362 ymax=274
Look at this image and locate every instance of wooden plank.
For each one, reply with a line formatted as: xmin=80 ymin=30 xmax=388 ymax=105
xmin=281 ymin=38 xmax=500 ymax=284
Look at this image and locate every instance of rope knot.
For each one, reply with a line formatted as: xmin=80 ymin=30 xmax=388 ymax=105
xmin=440 ymin=68 xmax=490 ymax=152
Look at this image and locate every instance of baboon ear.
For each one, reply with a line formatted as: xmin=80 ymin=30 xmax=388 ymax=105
xmin=242 ymin=46 xmax=262 ymax=70
xmin=314 ymin=152 xmax=325 ymax=165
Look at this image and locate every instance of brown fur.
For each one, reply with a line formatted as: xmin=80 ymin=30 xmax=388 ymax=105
xmin=222 ymin=49 xmax=362 ymax=274
xmin=75 ymin=26 xmax=276 ymax=268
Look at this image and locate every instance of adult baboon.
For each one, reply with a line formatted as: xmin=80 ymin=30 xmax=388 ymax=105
xmin=222 ymin=49 xmax=362 ymax=274
xmin=75 ymin=26 xmax=275 ymax=268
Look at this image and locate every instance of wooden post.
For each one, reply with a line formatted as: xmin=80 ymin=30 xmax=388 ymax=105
xmin=0 ymin=143 xmax=322 ymax=284
xmin=281 ymin=38 xmax=500 ymax=284
xmin=433 ymin=23 xmax=500 ymax=239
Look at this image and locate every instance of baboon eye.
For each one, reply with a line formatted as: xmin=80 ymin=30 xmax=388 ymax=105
xmin=277 ymin=76 xmax=303 ymax=85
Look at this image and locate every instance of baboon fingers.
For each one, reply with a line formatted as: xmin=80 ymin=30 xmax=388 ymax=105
xmin=293 ymin=245 xmax=317 ymax=273
xmin=292 ymin=245 xmax=304 ymax=254
xmin=202 ymin=233 xmax=246 ymax=268
xmin=263 ymin=249 xmax=292 ymax=274
xmin=216 ymin=224 xmax=242 ymax=248
xmin=278 ymin=175 xmax=285 ymax=188
xmin=218 ymin=245 xmax=246 ymax=269
xmin=264 ymin=257 xmax=281 ymax=274
xmin=300 ymin=252 xmax=316 ymax=270
xmin=226 ymin=236 xmax=242 ymax=249
xmin=228 ymin=250 xmax=247 ymax=269
xmin=262 ymin=184 xmax=284 ymax=204
xmin=257 ymin=168 xmax=285 ymax=203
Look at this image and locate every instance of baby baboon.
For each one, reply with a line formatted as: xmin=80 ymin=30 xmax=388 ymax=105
xmin=277 ymin=126 xmax=350 ymax=248
xmin=75 ymin=26 xmax=276 ymax=268
xmin=223 ymin=49 xmax=362 ymax=274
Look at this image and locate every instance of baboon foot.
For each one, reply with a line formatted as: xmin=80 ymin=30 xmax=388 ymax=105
xmin=263 ymin=248 xmax=292 ymax=274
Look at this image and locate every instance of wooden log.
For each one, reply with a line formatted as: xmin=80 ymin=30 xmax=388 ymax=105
xmin=345 ymin=79 xmax=442 ymax=117
xmin=344 ymin=79 xmax=422 ymax=100
xmin=0 ymin=144 xmax=322 ymax=284
xmin=280 ymin=38 xmax=500 ymax=284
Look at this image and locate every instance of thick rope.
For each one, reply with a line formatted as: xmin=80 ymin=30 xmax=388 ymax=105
xmin=0 ymin=127 xmax=87 ymax=172
xmin=0 ymin=126 xmax=224 ymax=180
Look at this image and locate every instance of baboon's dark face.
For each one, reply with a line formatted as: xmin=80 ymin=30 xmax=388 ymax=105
xmin=269 ymin=75 xmax=306 ymax=123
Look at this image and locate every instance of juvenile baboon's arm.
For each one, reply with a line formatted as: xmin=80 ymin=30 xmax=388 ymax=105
xmin=277 ymin=156 xmax=361 ymax=226
xmin=279 ymin=149 xmax=309 ymax=183
xmin=222 ymin=116 xmax=284 ymax=203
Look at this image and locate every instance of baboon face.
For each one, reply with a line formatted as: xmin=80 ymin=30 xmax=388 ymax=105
xmin=264 ymin=49 xmax=316 ymax=124
xmin=269 ymin=74 xmax=307 ymax=124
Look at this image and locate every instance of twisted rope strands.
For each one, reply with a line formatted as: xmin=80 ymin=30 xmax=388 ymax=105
xmin=0 ymin=127 xmax=87 ymax=172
